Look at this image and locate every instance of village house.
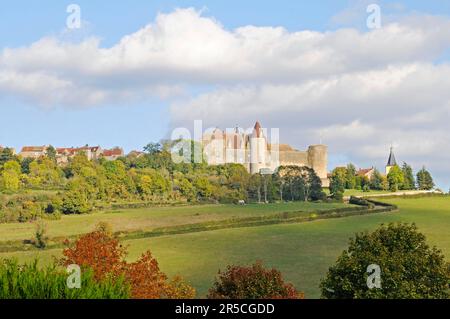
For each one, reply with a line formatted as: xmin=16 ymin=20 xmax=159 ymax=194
xmin=128 ymin=150 xmax=145 ymax=158
xmin=19 ymin=146 xmax=49 ymax=159
xmin=19 ymin=144 xmax=124 ymax=165
xmin=357 ymin=167 xmax=375 ymax=180
xmin=102 ymin=147 xmax=124 ymax=161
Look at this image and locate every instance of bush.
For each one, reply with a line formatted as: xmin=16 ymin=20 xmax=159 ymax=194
xmin=320 ymin=223 xmax=450 ymax=299
xmin=60 ymin=226 xmax=195 ymax=299
xmin=0 ymin=259 xmax=130 ymax=299
xmin=207 ymin=261 xmax=303 ymax=299
xmin=34 ymin=221 xmax=48 ymax=249
xmin=349 ymin=196 xmax=375 ymax=209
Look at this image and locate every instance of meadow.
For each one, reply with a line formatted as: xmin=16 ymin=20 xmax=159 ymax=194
xmin=0 ymin=195 xmax=448 ymax=298
xmin=0 ymin=201 xmax=348 ymax=243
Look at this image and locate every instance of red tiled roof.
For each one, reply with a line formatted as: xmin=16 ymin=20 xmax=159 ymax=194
xmin=103 ymin=148 xmax=123 ymax=157
xmin=21 ymin=146 xmax=46 ymax=152
xmin=357 ymin=168 xmax=374 ymax=176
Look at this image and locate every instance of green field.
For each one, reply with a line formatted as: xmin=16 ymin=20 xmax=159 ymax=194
xmin=0 ymin=201 xmax=348 ymax=243
xmin=0 ymin=196 xmax=449 ymax=298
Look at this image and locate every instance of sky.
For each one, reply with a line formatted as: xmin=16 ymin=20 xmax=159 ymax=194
xmin=0 ymin=0 xmax=449 ymax=189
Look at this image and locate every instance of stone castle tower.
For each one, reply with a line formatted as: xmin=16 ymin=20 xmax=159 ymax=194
xmin=202 ymin=121 xmax=329 ymax=185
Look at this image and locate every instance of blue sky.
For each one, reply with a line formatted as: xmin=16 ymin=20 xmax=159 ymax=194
xmin=1 ymin=1 xmax=449 ymax=189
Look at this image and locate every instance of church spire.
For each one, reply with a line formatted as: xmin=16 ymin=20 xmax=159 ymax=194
xmin=387 ymin=146 xmax=397 ymax=167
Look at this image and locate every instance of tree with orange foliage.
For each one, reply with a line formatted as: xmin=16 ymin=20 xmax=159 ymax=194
xmin=61 ymin=224 xmax=195 ymax=299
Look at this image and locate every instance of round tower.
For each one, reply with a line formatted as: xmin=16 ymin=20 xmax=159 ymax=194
xmin=307 ymin=145 xmax=328 ymax=180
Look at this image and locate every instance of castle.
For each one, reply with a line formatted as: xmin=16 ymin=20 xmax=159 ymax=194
xmin=202 ymin=121 xmax=329 ymax=185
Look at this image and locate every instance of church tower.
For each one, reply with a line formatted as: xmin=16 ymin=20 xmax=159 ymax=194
xmin=385 ymin=147 xmax=397 ymax=175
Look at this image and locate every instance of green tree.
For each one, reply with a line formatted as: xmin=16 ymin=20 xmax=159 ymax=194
xmin=248 ymin=174 xmax=263 ymax=203
xmin=175 ymin=177 xmax=196 ymax=201
xmin=329 ymin=167 xmax=347 ymax=199
xmin=401 ymin=162 xmax=415 ymax=190
xmin=345 ymin=164 xmax=357 ymax=189
xmin=416 ymin=167 xmax=435 ymax=190
xmin=21 ymin=157 xmax=34 ymax=174
xmin=62 ymin=178 xmax=94 ymax=214
xmin=0 ymin=160 xmax=22 ymax=192
xmin=370 ymin=168 xmax=383 ymax=190
xmin=320 ymin=223 xmax=450 ymax=299
xmin=387 ymin=165 xmax=404 ymax=192
xmin=194 ymin=176 xmax=213 ymax=199
xmin=0 ymin=148 xmax=16 ymax=166
xmin=46 ymin=145 xmax=57 ymax=162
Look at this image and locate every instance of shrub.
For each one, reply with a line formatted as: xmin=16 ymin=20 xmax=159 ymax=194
xmin=207 ymin=261 xmax=304 ymax=299
xmin=320 ymin=223 xmax=450 ymax=299
xmin=34 ymin=221 xmax=48 ymax=249
xmin=0 ymin=259 xmax=129 ymax=299
xmin=349 ymin=196 xmax=375 ymax=209
xmin=60 ymin=226 xmax=195 ymax=299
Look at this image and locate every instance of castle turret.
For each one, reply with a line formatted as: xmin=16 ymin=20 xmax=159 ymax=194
xmin=385 ymin=147 xmax=397 ymax=175
xmin=307 ymin=145 xmax=328 ymax=182
xmin=249 ymin=121 xmax=267 ymax=174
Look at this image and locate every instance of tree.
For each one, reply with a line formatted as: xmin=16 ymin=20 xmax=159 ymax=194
xmin=207 ymin=262 xmax=303 ymax=299
xmin=61 ymin=226 xmax=195 ymax=299
xmin=175 ymin=177 xmax=196 ymax=201
xmin=276 ymin=166 xmax=324 ymax=202
xmin=0 ymin=160 xmax=22 ymax=192
xmin=387 ymin=165 xmax=404 ymax=192
xmin=248 ymin=174 xmax=263 ymax=203
xmin=370 ymin=168 xmax=383 ymax=190
xmin=345 ymin=164 xmax=357 ymax=189
xmin=194 ymin=176 xmax=213 ymax=199
xmin=417 ymin=167 xmax=434 ymax=190
xmin=329 ymin=167 xmax=347 ymax=199
xmin=0 ymin=148 xmax=16 ymax=167
xmin=143 ymin=142 xmax=163 ymax=155
xmin=320 ymin=223 xmax=450 ymax=299
xmin=20 ymin=157 xmax=34 ymax=174
xmin=401 ymin=162 xmax=415 ymax=190
xmin=46 ymin=145 xmax=57 ymax=162
xmin=62 ymin=178 xmax=94 ymax=214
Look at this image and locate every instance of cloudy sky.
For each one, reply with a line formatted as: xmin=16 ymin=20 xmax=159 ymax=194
xmin=0 ymin=1 xmax=449 ymax=189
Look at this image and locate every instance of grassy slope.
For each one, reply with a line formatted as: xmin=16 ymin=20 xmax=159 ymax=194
xmin=1 ymin=196 xmax=449 ymax=298
xmin=0 ymin=202 xmax=347 ymax=242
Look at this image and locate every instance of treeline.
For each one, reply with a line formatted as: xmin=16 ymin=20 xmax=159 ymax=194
xmin=329 ymin=163 xmax=435 ymax=199
xmin=0 ymin=143 xmax=325 ymax=223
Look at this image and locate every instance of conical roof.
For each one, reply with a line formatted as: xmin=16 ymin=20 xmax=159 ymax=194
xmin=253 ymin=121 xmax=262 ymax=138
xmin=387 ymin=147 xmax=397 ymax=166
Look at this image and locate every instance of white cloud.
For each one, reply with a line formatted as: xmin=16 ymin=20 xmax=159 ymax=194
xmin=2 ymin=8 xmax=450 ymax=106
xmin=1 ymin=7 xmax=449 ymax=187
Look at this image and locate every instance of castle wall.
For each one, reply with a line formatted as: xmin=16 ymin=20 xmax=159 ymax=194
xmin=279 ymin=151 xmax=308 ymax=166
xmin=202 ymin=123 xmax=329 ymax=186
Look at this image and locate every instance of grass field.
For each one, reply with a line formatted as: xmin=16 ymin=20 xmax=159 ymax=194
xmin=0 ymin=202 xmax=348 ymax=243
xmin=0 ymin=196 xmax=449 ymax=298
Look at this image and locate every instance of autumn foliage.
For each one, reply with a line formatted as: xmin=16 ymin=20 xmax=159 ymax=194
xmin=61 ymin=225 xmax=195 ymax=299
xmin=207 ymin=262 xmax=304 ymax=299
